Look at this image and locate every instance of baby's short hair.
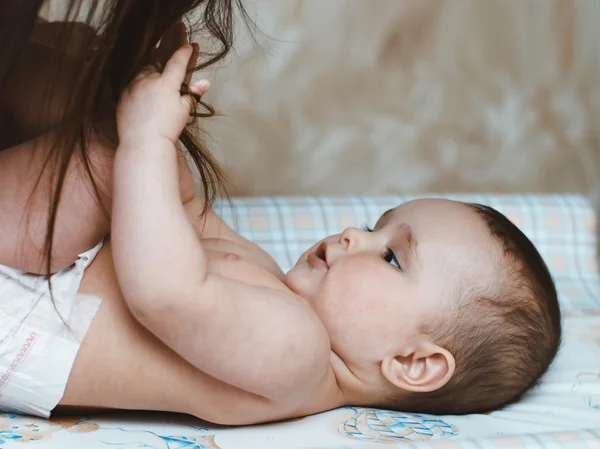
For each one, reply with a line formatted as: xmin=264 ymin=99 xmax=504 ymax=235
xmin=390 ymin=203 xmax=562 ymax=415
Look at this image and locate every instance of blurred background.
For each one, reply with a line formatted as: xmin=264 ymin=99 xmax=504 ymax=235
xmin=42 ymin=0 xmax=600 ymax=200
xmin=194 ymin=0 xmax=600 ymax=200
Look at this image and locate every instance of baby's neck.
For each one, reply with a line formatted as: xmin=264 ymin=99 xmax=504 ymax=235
xmin=328 ymin=351 xmax=387 ymax=408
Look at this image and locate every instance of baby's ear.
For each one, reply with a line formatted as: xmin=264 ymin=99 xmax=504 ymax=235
xmin=381 ymin=344 xmax=455 ymax=393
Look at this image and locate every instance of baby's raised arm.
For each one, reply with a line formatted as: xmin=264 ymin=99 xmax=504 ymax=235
xmin=112 ymin=45 xmax=330 ymax=402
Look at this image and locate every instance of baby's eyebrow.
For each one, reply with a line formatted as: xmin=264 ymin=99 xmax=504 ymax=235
xmin=394 ymin=223 xmax=419 ymax=269
xmin=405 ymin=225 xmax=419 ymax=266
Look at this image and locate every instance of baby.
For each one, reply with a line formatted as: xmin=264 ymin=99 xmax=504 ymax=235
xmin=0 ymin=44 xmax=561 ymax=422
xmin=109 ymin=45 xmax=562 ymax=418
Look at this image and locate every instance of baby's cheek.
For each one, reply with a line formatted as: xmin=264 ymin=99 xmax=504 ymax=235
xmin=321 ymin=271 xmax=375 ymax=326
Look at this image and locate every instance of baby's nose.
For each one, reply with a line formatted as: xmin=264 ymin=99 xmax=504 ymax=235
xmin=340 ymin=227 xmax=370 ymax=253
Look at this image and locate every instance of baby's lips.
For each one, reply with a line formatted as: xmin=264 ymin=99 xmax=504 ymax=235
xmin=308 ymin=243 xmax=329 ymax=270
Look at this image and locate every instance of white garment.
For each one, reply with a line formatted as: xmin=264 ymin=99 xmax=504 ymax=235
xmin=0 ymin=241 xmax=103 ymax=417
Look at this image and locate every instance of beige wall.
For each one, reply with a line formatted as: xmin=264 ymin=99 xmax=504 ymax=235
xmin=194 ymin=0 xmax=600 ymax=200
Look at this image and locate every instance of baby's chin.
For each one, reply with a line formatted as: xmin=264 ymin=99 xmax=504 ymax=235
xmin=283 ymin=262 xmax=307 ymax=292
xmin=283 ymin=261 xmax=322 ymax=300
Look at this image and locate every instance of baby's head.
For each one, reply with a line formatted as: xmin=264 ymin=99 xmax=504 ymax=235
xmin=284 ymin=199 xmax=561 ymax=414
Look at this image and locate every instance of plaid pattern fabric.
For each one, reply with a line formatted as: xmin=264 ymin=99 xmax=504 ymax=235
xmin=381 ymin=427 xmax=600 ymax=449
xmin=216 ymin=194 xmax=600 ymax=313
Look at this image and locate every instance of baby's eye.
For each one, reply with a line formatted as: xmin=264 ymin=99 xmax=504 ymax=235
xmin=383 ymin=247 xmax=401 ymax=270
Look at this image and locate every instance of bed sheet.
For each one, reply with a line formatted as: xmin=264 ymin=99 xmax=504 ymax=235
xmin=1 ymin=194 xmax=598 ymax=449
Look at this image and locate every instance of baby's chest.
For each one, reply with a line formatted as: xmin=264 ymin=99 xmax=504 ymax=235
xmin=204 ymin=241 xmax=284 ymax=291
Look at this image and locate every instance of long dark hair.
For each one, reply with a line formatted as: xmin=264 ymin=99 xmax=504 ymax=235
xmin=0 ymin=0 xmax=250 ymax=282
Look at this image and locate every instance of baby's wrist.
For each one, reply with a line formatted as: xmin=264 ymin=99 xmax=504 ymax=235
xmin=117 ymin=132 xmax=177 ymax=153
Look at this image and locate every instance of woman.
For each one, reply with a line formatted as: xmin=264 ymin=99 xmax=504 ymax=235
xmin=0 ymin=0 xmax=254 ymax=419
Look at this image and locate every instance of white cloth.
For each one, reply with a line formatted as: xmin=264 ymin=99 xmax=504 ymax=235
xmin=0 ymin=241 xmax=103 ymax=417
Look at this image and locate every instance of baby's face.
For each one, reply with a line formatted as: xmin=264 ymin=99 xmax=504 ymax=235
xmin=284 ymin=199 xmax=501 ymax=368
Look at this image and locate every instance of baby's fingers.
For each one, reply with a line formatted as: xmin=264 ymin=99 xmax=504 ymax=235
xmin=185 ymin=43 xmax=200 ymax=85
xmin=162 ymin=44 xmax=194 ymax=87
xmin=193 ymin=79 xmax=211 ymax=96
xmin=181 ymin=79 xmax=210 ymax=111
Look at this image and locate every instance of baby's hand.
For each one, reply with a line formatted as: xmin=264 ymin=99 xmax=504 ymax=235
xmin=116 ymin=44 xmax=210 ymax=148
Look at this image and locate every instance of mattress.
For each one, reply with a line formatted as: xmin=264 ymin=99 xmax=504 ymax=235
xmin=1 ymin=194 xmax=599 ymax=449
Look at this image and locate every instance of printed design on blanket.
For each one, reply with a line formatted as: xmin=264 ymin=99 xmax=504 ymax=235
xmin=0 ymin=413 xmax=221 ymax=449
xmin=96 ymin=431 xmax=221 ymax=449
xmin=339 ymin=407 xmax=459 ymax=443
xmin=0 ymin=414 xmax=98 ymax=444
xmin=576 ymin=372 xmax=600 ymax=380
xmin=586 ymin=396 xmax=600 ymax=411
xmin=151 ymin=434 xmax=220 ymax=449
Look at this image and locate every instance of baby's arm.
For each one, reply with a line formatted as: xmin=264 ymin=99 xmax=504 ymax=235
xmin=112 ymin=46 xmax=329 ymax=401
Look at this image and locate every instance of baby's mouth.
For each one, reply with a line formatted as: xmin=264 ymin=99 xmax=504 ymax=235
xmin=308 ymin=242 xmax=329 ymax=269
